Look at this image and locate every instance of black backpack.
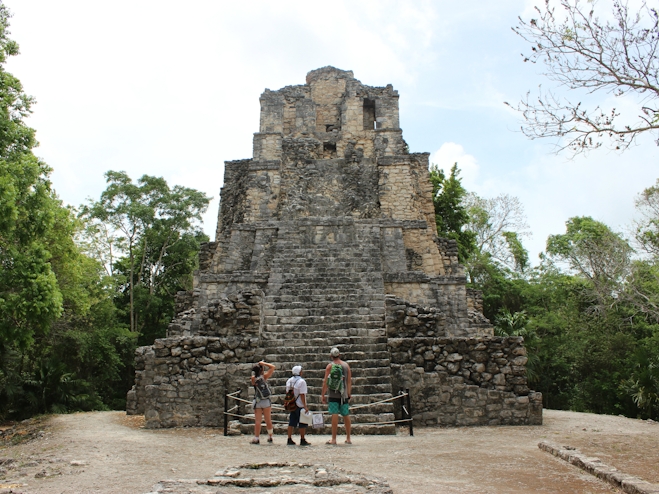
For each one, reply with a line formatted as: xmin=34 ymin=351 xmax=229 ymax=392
xmin=254 ymin=376 xmax=271 ymax=401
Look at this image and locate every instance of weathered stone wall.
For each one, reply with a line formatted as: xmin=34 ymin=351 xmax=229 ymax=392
xmin=388 ymin=336 xmax=542 ymax=426
xmin=128 ymin=331 xmax=542 ymax=428
xmin=126 ymin=336 xmax=260 ymax=428
xmin=167 ymin=290 xmax=262 ymax=338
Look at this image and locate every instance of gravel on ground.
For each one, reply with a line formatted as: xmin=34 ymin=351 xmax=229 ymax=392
xmin=1 ymin=409 xmax=658 ymax=493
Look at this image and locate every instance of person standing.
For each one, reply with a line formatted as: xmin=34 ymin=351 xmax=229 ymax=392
xmin=286 ymin=365 xmax=311 ymax=446
xmin=321 ymin=347 xmax=352 ymax=445
xmin=250 ymin=360 xmax=275 ymax=444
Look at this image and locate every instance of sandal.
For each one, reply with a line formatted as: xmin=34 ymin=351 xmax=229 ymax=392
xmin=326 ymin=440 xmax=337 ymax=445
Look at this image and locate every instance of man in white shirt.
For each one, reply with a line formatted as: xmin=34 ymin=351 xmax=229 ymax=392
xmin=286 ymin=365 xmax=311 ymax=446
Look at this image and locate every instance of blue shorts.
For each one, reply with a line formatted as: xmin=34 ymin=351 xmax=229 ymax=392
xmin=288 ymin=408 xmax=308 ymax=428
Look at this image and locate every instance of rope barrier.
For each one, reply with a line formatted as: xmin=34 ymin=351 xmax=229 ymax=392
xmin=223 ymin=410 xmax=411 ymax=427
xmin=223 ymin=386 xmax=414 ymax=436
xmin=231 ymin=395 xmax=253 ymax=405
xmin=351 ymin=393 xmax=408 ymax=409
xmin=236 ymin=391 xmax=409 ymax=410
xmin=224 ymin=411 xmax=289 ymax=425
xmin=363 ymin=418 xmax=413 ymax=426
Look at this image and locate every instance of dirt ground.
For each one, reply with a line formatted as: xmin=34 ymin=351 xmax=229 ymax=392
xmin=0 ymin=409 xmax=658 ymax=494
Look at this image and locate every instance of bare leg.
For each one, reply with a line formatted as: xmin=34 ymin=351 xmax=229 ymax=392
xmin=263 ymin=407 xmax=272 ymax=430
xmin=287 ymin=425 xmax=294 ymax=439
xmin=254 ymin=408 xmax=262 ymax=438
xmin=329 ymin=414 xmax=339 ymax=444
xmin=344 ymin=415 xmax=351 ymax=444
xmin=263 ymin=407 xmax=273 ymax=441
xmin=300 ymin=427 xmax=306 ymax=440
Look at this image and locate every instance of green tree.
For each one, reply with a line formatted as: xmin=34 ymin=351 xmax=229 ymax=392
xmin=429 ymin=163 xmax=476 ymax=262
xmin=465 ymin=193 xmax=530 ymax=276
xmin=0 ymin=3 xmax=62 ymax=356
xmin=622 ymin=350 xmax=659 ymax=420
xmin=546 ymin=216 xmax=633 ymax=314
xmin=81 ymin=171 xmax=210 ymax=341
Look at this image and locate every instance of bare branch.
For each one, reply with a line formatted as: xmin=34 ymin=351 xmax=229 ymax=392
xmin=511 ymin=0 xmax=659 ymax=155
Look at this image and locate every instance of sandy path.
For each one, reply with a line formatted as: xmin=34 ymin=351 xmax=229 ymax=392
xmin=1 ymin=410 xmax=658 ymax=493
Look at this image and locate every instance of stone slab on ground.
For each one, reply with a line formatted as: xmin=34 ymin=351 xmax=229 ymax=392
xmin=539 ymin=441 xmax=659 ymax=494
xmin=146 ymin=462 xmax=392 ymax=494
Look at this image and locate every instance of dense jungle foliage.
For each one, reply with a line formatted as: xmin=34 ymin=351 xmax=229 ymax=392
xmin=1 ymin=3 xmax=657 ymax=422
xmin=0 ymin=4 xmax=209 ymax=419
xmin=432 ymin=167 xmax=659 ymax=420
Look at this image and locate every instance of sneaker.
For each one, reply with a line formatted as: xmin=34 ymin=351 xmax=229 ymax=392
xmin=250 ymin=437 xmax=260 ymax=444
xmin=267 ymin=437 xmax=273 ymax=443
xmin=299 ymin=438 xmax=311 ymax=446
xmin=287 ymin=438 xmax=296 ymax=446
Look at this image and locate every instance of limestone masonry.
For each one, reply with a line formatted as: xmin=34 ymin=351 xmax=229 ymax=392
xmin=127 ymin=67 xmax=542 ymax=430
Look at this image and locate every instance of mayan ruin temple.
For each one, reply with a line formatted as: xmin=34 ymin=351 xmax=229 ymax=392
xmin=126 ymin=66 xmax=542 ymax=431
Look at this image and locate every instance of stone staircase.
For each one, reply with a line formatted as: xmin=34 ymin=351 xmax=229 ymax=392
xmin=245 ymin=222 xmax=396 ymax=434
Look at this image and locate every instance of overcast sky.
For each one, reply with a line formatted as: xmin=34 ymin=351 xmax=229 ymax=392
xmin=5 ymin=0 xmax=658 ymax=263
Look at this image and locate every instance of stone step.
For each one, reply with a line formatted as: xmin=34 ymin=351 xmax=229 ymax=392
xmin=266 ymin=365 xmax=391 ymax=377
xmin=235 ymin=389 xmax=396 ymax=406
xmin=271 ymin=252 xmax=381 ymax=257
xmin=240 ymin=422 xmax=397 ymax=436
xmin=263 ymin=307 xmax=385 ymax=317
xmin=263 ymin=321 xmax=386 ymax=331
xmin=267 ymin=374 xmax=390 ymax=387
xmin=260 ymin=328 xmax=386 ymax=339
xmin=263 ymin=305 xmax=384 ymax=314
xmin=263 ymin=344 xmax=388 ymax=356
xmin=264 ymin=347 xmax=389 ymax=357
xmin=268 ymin=266 xmax=382 ymax=273
xmin=265 ymin=295 xmax=385 ymax=303
xmin=271 ymin=248 xmax=382 ymax=256
xmin=262 ymin=358 xmax=391 ymax=369
xmin=263 ymin=315 xmax=384 ymax=325
xmin=261 ymin=392 xmax=395 ymax=410
xmin=269 ymin=290 xmax=384 ymax=298
xmin=260 ymin=334 xmax=387 ymax=344
xmin=271 ymin=281 xmax=383 ymax=288
xmin=268 ymin=412 xmax=395 ymax=423
xmin=273 ymin=272 xmax=382 ymax=280
xmin=263 ymin=304 xmax=385 ymax=312
xmin=265 ymin=383 xmax=393 ymax=396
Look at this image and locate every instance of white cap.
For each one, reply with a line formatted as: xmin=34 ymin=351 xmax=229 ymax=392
xmin=292 ymin=365 xmax=302 ymax=375
xmin=330 ymin=347 xmax=340 ymax=358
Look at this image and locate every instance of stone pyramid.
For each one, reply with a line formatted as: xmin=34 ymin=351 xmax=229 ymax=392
xmin=127 ymin=67 xmax=542 ymax=430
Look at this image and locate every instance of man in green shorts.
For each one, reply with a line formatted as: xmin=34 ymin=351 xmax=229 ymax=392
xmin=321 ymin=347 xmax=352 ymax=445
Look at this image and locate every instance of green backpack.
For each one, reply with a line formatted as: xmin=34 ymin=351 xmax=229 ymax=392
xmin=327 ymin=363 xmax=344 ymax=393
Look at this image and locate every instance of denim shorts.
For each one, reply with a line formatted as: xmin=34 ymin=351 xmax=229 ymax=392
xmin=253 ymin=398 xmax=271 ymax=409
xmin=288 ymin=408 xmax=308 ymax=428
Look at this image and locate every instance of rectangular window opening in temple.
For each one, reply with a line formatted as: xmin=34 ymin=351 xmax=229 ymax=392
xmin=363 ymin=98 xmax=376 ymax=130
xmin=323 ymin=142 xmax=337 ymax=158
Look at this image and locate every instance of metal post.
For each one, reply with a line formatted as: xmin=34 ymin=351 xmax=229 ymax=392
xmin=224 ymin=390 xmax=229 ymax=436
xmin=406 ymin=388 xmax=413 ymax=436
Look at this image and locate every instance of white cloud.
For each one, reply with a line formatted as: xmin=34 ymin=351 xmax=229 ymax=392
xmin=429 ymin=143 xmax=480 ymax=189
